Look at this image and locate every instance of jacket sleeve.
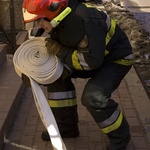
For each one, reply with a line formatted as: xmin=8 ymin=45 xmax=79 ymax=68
xmin=57 ymin=16 xmax=107 ymax=71
xmin=82 ymin=16 xmax=107 ymax=69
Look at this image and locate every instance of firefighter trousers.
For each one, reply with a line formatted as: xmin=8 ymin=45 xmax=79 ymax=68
xmin=47 ymin=61 xmax=131 ymax=143
xmin=81 ymin=62 xmax=131 ymax=144
xmin=47 ymin=74 xmax=79 ymax=138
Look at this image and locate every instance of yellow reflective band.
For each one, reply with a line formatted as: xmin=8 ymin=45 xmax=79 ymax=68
xmin=114 ymin=59 xmax=134 ymax=66
xmin=83 ymin=3 xmax=93 ymax=8
xmin=101 ymin=112 xmax=123 ymax=134
xmin=106 ymin=19 xmax=116 ymax=45
xmin=83 ymin=3 xmax=102 ymax=11
xmin=104 ymin=50 xmax=109 ymax=56
xmin=72 ymin=50 xmax=83 ymax=70
xmin=48 ymin=98 xmax=77 ymax=108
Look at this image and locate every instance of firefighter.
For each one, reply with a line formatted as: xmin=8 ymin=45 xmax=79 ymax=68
xmin=22 ymin=0 xmax=135 ymax=149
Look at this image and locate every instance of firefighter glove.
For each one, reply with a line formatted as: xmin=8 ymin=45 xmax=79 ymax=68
xmin=78 ymin=34 xmax=90 ymax=53
xmin=21 ymin=73 xmax=31 ymax=87
xmin=45 ymin=38 xmax=62 ymax=55
xmin=78 ymin=35 xmax=88 ymax=48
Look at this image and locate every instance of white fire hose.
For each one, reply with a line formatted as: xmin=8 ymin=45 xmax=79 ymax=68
xmin=13 ymin=37 xmax=67 ymax=150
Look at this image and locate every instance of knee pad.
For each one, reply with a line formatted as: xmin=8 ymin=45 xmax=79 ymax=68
xmin=81 ymin=90 xmax=108 ymax=109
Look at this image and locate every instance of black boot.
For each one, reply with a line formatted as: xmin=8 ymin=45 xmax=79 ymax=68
xmin=107 ymin=135 xmax=130 ymax=150
xmin=41 ymin=125 xmax=79 ymax=141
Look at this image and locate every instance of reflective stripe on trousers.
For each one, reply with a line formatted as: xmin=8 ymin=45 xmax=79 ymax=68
xmin=48 ymin=90 xmax=77 ymax=108
xmin=98 ymin=109 xmax=123 ymax=134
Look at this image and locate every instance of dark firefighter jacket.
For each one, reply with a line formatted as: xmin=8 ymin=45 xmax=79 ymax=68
xmin=50 ymin=0 xmax=133 ymax=71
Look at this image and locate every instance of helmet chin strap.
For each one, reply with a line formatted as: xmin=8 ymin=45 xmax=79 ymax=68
xmin=50 ymin=7 xmax=72 ymax=28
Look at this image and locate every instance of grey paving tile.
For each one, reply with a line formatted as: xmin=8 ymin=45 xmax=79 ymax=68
xmin=2 ymin=60 xmax=150 ymax=150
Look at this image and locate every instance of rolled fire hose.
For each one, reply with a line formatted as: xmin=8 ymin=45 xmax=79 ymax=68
xmin=13 ymin=37 xmax=67 ymax=150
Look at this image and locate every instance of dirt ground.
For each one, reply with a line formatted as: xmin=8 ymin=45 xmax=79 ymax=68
xmin=99 ymin=2 xmax=150 ymax=98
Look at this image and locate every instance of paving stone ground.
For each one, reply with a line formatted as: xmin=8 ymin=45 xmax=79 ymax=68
xmin=3 ymin=67 xmax=150 ymax=150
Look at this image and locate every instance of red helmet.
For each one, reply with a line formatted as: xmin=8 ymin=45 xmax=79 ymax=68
xmin=22 ymin=0 xmax=67 ymax=22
